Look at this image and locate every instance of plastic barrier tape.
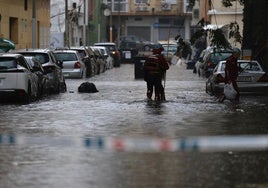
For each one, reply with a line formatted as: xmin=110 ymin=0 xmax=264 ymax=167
xmin=0 ymin=134 xmax=268 ymax=152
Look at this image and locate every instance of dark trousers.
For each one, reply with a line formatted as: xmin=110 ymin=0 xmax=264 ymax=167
xmin=146 ymin=74 xmax=164 ymax=101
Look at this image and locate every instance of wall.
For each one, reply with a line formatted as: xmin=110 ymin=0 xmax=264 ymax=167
xmin=0 ymin=0 xmax=50 ymax=49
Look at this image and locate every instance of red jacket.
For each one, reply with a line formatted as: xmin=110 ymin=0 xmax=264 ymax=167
xmin=225 ymin=55 xmax=238 ymax=81
xmin=144 ymin=54 xmax=169 ymax=75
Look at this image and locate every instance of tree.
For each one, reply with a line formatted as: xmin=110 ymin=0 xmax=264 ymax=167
xmin=190 ymin=0 xmax=268 ymax=70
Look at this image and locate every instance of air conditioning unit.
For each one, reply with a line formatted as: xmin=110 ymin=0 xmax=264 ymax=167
xmin=142 ymin=6 xmax=149 ymax=11
xmin=136 ymin=6 xmax=142 ymax=11
xmin=136 ymin=6 xmax=149 ymax=12
xmin=161 ymin=2 xmax=171 ymax=10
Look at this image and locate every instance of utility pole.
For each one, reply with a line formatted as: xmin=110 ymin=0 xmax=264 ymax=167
xmin=65 ymin=0 xmax=69 ymax=47
xmin=83 ymin=0 xmax=87 ymax=46
xmin=110 ymin=9 xmax=113 ymax=42
xmin=32 ymin=0 xmax=37 ymax=48
xmin=117 ymin=0 xmax=121 ymax=48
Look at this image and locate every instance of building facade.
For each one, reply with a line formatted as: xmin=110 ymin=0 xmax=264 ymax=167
xmin=103 ymin=0 xmax=193 ymax=44
xmin=205 ymin=0 xmax=243 ymax=48
xmin=0 ymin=0 xmax=51 ymax=49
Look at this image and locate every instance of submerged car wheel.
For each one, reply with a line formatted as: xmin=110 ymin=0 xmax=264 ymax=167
xmin=206 ymin=81 xmax=214 ymax=96
xmin=60 ymin=82 xmax=67 ymax=93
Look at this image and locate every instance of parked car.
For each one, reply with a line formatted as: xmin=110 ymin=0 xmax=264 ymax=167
xmin=90 ymin=47 xmax=106 ymax=74
xmin=84 ymin=46 xmax=99 ymax=76
xmin=53 ymin=49 xmax=86 ymax=78
xmin=91 ymin=46 xmax=114 ymax=70
xmin=119 ymin=35 xmax=155 ymax=51
xmin=24 ymin=56 xmax=50 ymax=97
xmin=94 ymin=42 xmax=121 ymax=67
xmin=202 ymin=47 xmax=233 ymax=78
xmin=14 ymin=49 xmax=66 ymax=93
xmin=69 ymin=46 xmax=94 ymax=78
xmin=206 ymin=60 xmax=268 ymax=95
xmin=161 ymin=43 xmax=177 ymax=63
xmin=0 ymin=53 xmax=38 ymax=103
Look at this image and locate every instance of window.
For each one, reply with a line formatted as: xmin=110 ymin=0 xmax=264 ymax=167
xmin=0 ymin=58 xmax=17 ymax=69
xmin=107 ymin=0 xmax=128 ymax=12
xmin=135 ymin=0 xmax=149 ymax=4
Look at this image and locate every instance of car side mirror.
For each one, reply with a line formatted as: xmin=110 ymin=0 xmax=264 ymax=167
xmin=57 ymin=60 xmax=63 ymax=68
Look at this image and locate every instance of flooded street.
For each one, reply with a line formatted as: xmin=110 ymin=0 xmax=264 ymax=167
xmin=1 ymin=63 xmax=268 ymax=188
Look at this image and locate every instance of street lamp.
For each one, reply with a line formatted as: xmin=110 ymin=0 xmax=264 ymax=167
xmin=65 ymin=0 xmax=69 ymax=47
xmin=104 ymin=6 xmax=112 ymax=42
xmin=117 ymin=0 xmax=121 ymax=48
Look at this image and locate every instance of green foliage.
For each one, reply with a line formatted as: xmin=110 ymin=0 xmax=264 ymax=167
xmin=190 ymin=0 xmax=244 ymax=49
xmin=222 ymin=0 xmax=244 ymax=7
xmin=209 ymin=29 xmax=231 ymax=49
xmin=229 ymin=22 xmax=242 ymax=45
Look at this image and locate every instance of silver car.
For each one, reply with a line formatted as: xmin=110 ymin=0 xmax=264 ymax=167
xmin=53 ymin=50 xmax=86 ymax=78
xmin=206 ymin=60 xmax=268 ymax=95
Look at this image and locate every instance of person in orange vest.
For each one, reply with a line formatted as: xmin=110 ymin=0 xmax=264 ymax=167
xmin=143 ymin=44 xmax=169 ymax=101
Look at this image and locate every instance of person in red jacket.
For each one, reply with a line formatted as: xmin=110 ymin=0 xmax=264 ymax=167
xmin=143 ymin=44 xmax=169 ymax=101
xmin=219 ymin=47 xmax=241 ymax=102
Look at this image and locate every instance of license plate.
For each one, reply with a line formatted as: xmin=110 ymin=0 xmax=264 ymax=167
xmin=238 ymin=76 xmax=252 ymax=82
xmin=64 ymin=73 xmax=69 ymax=77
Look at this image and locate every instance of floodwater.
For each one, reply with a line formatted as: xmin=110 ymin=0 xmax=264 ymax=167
xmin=1 ymin=63 xmax=268 ymax=188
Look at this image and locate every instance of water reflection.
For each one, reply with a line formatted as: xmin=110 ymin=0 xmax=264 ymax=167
xmin=1 ymin=64 xmax=268 ymax=187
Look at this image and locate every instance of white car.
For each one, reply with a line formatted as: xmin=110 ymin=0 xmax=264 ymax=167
xmin=53 ymin=49 xmax=86 ymax=78
xmin=91 ymin=46 xmax=114 ymax=70
xmin=0 ymin=53 xmax=38 ymax=103
xmin=206 ymin=60 xmax=268 ymax=95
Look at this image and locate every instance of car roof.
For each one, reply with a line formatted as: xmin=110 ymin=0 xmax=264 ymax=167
xmin=69 ymin=46 xmax=86 ymax=50
xmin=94 ymin=42 xmax=116 ymax=46
xmin=12 ymin=48 xmax=53 ymax=53
xmin=53 ymin=49 xmax=78 ymax=53
xmin=0 ymin=53 xmax=23 ymax=58
xmin=219 ymin=60 xmax=259 ymax=63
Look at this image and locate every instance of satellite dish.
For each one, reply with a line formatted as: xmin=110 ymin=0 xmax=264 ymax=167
xmin=104 ymin=9 xmax=111 ymax=16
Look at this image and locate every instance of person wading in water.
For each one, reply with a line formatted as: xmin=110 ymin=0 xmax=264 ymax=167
xmin=143 ymin=44 xmax=169 ymax=101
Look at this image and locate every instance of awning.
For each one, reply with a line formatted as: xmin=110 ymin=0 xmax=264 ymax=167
xmin=0 ymin=38 xmax=15 ymax=52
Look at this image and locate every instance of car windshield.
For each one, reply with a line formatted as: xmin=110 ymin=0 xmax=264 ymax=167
xmin=76 ymin=50 xmax=86 ymax=58
xmin=239 ymin=61 xmax=261 ymax=71
xmin=162 ymin=45 xmax=177 ymax=53
xmin=210 ymin=52 xmax=232 ymax=64
xmin=0 ymin=58 xmax=17 ymax=69
xmin=220 ymin=61 xmax=261 ymax=72
xmin=54 ymin=53 xmax=78 ymax=61
xmin=96 ymin=45 xmax=116 ymax=51
xmin=19 ymin=53 xmax=49 ymax=65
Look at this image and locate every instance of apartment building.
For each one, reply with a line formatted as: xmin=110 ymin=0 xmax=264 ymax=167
xmin=0 ymin=0 xmax=51 ymax=49
xmin=105 ymin=0 xmax=193 ymax=43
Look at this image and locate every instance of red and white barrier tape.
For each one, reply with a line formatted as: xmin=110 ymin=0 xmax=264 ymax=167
xmin=1 ymin=134 xmax=268 ymax=152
